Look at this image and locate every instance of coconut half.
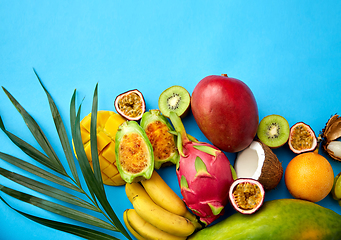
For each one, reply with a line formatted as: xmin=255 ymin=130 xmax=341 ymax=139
xmin=234 ymin=141 xmax=283 ymax=191
xmin=322 ymin=114 xmax=341 ymax=162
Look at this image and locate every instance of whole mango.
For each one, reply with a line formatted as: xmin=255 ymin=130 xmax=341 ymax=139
xmin=188 ymin=199 xmax=341 ymax=240
xmin=191 ymin=75 xmax=258 ymax=153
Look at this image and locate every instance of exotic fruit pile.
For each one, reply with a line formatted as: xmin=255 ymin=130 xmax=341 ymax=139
xmin=2 ymin=71 xmax=341 ymax=240
xmin=76 ymin=79 xmax=341 ymax=239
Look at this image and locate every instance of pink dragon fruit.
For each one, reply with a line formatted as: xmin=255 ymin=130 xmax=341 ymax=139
xmin=169 ymin=111 xmax=235 ymax=226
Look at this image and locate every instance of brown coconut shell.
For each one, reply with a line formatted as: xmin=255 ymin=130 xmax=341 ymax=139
xmin=257 ymin=141 xmax=283 ymax=191
xmin=321 ymin=114 xmax=341 ymax=162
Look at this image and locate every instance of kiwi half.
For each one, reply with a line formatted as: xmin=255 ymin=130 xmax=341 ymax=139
xmin=158 ymin=85 xmax=190 ymax=118
xmin=257 ymin=114 xmax=290 ymax=148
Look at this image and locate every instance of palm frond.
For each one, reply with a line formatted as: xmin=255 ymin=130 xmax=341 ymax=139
xmin=0 ymin=167 xmax=98 ymax=212
xmin=34 ymin=69 xmax=81 ymax=187
xmin=2 ymin=87 xmax=66 ymax=176
xmin=0 ymin=70 xmax=132 ymax=240
xmin=0 ymin=184 xmax=116 ymax=231
xmin=71 ymin=87 xmax=131 ymax=239
xmin=0 ymin=152 xmax=80 ymax=192
xmin=0 ymin=116 xmax=65 ymax=175
xmin=0 ymin=195 xmax=121 ymax=240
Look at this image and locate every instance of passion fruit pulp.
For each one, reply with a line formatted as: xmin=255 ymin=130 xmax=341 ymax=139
xmin=229 ymin=178 xmax=265 ymax=214
xmin=114 ymin=89 xmax=146 ymax=121
xmin=288 ymin=122 xmax=317 ymax=154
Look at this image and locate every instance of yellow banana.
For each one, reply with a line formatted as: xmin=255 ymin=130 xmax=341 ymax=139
xmin=141 ymin=171 xmax=202 ymax=229
xmin=132 ymin=193 xmax=195 ymax=237
xmin=125 ymin=209 xmax=187 ymax=240
xmin=125 ymin=182 xmax=149 ymax=203
xmin=123 ymin=210 xmax=147 ymax=240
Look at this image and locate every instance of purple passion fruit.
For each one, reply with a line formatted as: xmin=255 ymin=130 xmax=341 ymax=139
xmin=114 ymin=89 xmax=146 ymax=121
xmin=288 ymin=122 xmax=317 ymax=154
xmin=229 ymin=178 xmax=265 ymax=214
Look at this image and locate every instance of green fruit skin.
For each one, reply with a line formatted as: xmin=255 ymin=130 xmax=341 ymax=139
xmin=188 ymin=199 xmax=341 ymax=240
xmin=140 ymin=109 xmax=179 ymax=169
xmin=115 ymin=121 xmax=154 ymax=183
xmin=332 ymin=172 xmax=341 ymax=200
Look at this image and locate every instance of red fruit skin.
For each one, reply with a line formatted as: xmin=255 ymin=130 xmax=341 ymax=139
xmin=176 ymin=141 xmax=234 ymax=226
xmin=191 ymin=75 xmax=259 ymax=153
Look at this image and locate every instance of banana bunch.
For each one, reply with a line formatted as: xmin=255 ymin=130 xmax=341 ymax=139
xmin=124 ymin=171 xmax=202 ymax=240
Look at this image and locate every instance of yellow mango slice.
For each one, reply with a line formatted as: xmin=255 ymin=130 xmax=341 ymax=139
xmin=80 ymin=110 xmax=127 ymax=186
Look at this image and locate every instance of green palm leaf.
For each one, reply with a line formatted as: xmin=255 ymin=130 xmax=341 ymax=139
xmin=0 ymin=184 xmax=117 ymax=231
xmin=0 ymin=152 xmax=80 ymax=192
xmin=90 ymin=83 xmax=105 ymax=191
xmin=71 ymin=88 xmax=132 ymax=240
xmin=0 ymin=167 xmax=98 ymax=212
xmin=2 ymin=87 xmax=66 ymax=176
xmin=70 ymin=92 xmax=99 ymax=205
xmin=34 ymin=69 xmax=81 ymax=187
xmin=0 ymin=70 xmax=132 ymax=240
xmin=0 ymin=116 xmax=65 ymax=175
xmin=0 ymin=195 xmax=120 ymax=240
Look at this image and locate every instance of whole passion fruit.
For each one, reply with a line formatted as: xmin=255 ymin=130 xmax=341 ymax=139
xmin=288 ymin=122 xmax=317 ymax=154
xmin=114 ymin=89 xmax=146 ymax=121
xmin=229 ymin=178 xmax=265 ymax=214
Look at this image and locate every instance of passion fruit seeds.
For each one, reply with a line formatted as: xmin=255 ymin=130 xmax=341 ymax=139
xmin=288 ymin=122 xmax=317 ymax=154
xmin=229 ymin=178 xmax=265 ymax=214
xmin=114 ymin=89 xmax=146 ymax=121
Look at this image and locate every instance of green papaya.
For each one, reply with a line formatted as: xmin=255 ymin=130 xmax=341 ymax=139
xmin=115 ymin=121 xmax=154 ymax=183
xmin=188 ymin=199 xmax=341 ymax=240
xmin=140 ymin=109 xmax=179 ymax=169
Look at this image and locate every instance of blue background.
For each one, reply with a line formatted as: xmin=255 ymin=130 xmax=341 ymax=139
xmin=1 ymin=1 xmax=341 ymax=239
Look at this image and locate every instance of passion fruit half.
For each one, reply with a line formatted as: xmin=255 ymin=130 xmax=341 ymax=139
xmin=229 ymin=178 xmax=265 ymax=214
xmin=114 ymin=89 xmax=146 ymax=121
xmin=288 ymin=122 xmax=317 ymax=154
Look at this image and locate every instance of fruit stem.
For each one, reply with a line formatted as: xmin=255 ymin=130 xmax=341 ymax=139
xmin=169 ymin=111 xmax=190 ymax=145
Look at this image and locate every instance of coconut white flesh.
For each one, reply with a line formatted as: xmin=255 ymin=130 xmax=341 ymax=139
xmin=327 ymin=141 xmax=341 ymax=158
xmin=234 ymin=141 xmax=265 ymax=180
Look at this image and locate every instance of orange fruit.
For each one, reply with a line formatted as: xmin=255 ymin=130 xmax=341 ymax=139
xmin=285 ymin=151 xmax=334 ymax=202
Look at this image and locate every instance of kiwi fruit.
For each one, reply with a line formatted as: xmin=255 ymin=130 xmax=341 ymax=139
xmin=158 ymin=85 xmax=191 ymax=118
xmin=257 ymin=114 xmax=290 ymax=148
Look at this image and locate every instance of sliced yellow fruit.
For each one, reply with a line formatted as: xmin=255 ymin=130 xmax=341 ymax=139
xmin=79 ymin=110 xmax=127 ymax=186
